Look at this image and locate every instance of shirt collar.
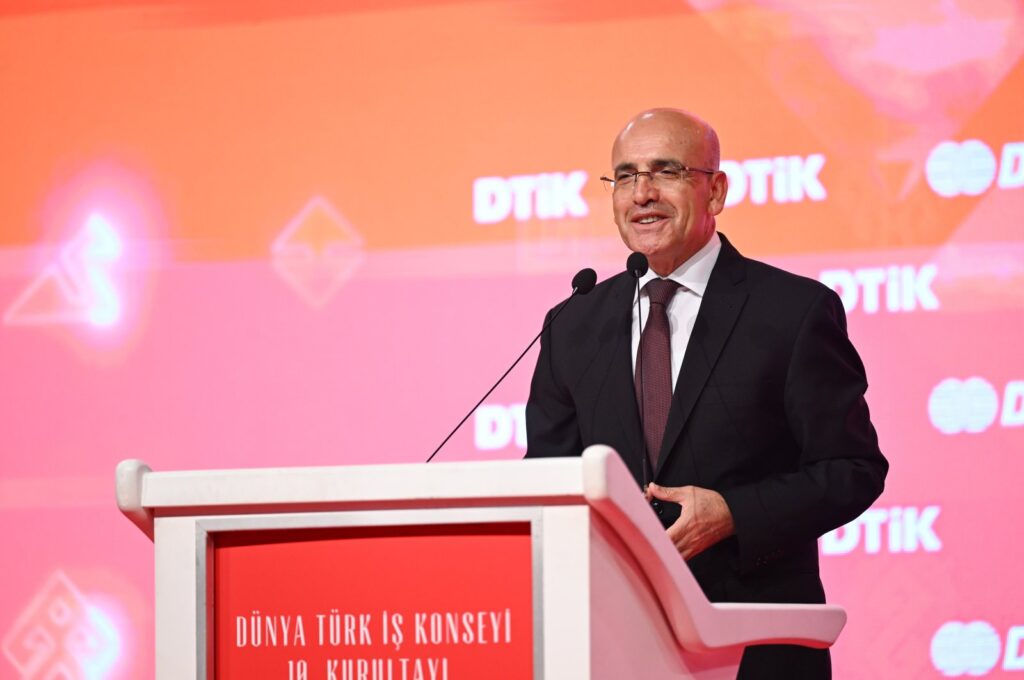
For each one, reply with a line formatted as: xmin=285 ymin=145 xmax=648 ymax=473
xmin=635 ymin=231 xmax=722 ymax=299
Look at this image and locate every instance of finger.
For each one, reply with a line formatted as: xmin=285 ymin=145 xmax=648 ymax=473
xmin=647 ymin=483 xmax=683 ymax=502
xmin=674 ymin=535 xmax=696 ymax=560
xmin=665 ymin=517 xmax=693 ymax=549
xmin=665 ymin=517 xmax=685 ymax=538
xmin=674 ymin=530 xmax=700 ymax=558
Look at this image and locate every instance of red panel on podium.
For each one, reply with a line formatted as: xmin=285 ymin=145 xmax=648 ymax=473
xmin=212 ymin=523 xmax=534 ymax=679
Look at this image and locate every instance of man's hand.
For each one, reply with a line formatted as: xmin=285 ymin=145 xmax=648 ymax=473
xmin=645 ymin=483 xmax=735 ymax=560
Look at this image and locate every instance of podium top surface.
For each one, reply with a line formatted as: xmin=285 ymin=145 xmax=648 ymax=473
xmin=117 ymin=453 xmax=599 ymax=514
xmin=115 ymin=446 xmax=846 ymax=653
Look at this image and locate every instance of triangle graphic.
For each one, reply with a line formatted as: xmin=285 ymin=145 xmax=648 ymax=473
xmin=3 ymin=215 xmax=122 ymax=327
xmin=3 ymin=265 xmax=87 ymax=325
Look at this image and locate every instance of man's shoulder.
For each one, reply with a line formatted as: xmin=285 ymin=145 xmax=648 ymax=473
xmin=722 ymin=237 xmax=833 ymax=305
xmin=725 ymin=246 xmax=850 ymax=338
xmin=588 ymin=269 xmax=634 ymax=299
xmin=540 ymin=270 xmax=632 ymax=347
xmin=547 ymin=270 xmax=631 ymax=316
xmin=744 ymin=256 xmax=828 ymax=295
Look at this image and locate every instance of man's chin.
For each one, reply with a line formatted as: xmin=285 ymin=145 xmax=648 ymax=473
xmin=623 ymin=240 xmax=665 ymax=261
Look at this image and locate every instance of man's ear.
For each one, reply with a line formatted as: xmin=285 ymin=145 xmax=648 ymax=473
xmin=708 ymin=171 xmax=729 ymax=216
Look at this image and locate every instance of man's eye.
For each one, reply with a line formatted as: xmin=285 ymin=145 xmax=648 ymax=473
xmin=615 ymin=173 xmax=634 ymax=182
xmin=657 ymin=169 xmax=682 ymax=180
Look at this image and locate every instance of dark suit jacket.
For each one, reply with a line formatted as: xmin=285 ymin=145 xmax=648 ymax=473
xmin=525 ymin=233 xmax=887 ymax=606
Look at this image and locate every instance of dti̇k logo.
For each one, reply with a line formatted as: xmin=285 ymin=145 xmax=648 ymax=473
xmin=931 ymin=621 xmax=1024 ymax=676
xmin=928 ymin=377 xmax=1024 ymax=434
xmin=271 ymin=196 xmax=364 ymax=308
xmin=475 ymin=403 xmax=526 ymax=451
xmin=720 ymin=154 xmax=827 ymax=207
xmin=2 ymin=572 xmax=120 ymax=679
xmin=820 ymin=506 xmax=940 ymax=556
xmin=819 ymin=264 xmax=939 ymax=314
xmin=926 ymin=140 xmax=1024 ymax=197
xmin=473 ymin=171 xmax=589 ymax=225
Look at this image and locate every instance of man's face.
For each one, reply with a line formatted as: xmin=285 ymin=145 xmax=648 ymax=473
xmin=610 ymin=114 xmax=727 ymax=274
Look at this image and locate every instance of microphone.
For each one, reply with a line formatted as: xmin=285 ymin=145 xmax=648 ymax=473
xmin=627 ymin=252 xmax=649 ymax=279
xmin=572 ymin=267 xmax=598 ymax=295
xmin=426 ymin=268 xmax=598 ymax=463
xmin=627 ymin=252 xmax=652 ymax=484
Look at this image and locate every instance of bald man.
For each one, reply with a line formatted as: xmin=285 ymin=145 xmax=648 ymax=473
xmin=525 ymin=109 xmax=887 ymax=678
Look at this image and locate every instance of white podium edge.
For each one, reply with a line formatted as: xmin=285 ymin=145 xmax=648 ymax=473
xmin=116 ymin=446 xmax=846 ymax=662
xmin=579 ymin=445 xmax=846 ymax=651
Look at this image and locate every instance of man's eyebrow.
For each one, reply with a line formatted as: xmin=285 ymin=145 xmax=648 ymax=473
xmin=612 ymin=158 xmax=684 ymax=173
xmin=649 ymin=158 xmax=684 ymax=170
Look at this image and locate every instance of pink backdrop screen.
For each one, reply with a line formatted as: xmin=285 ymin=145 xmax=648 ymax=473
xmin=1 ymin=1 xmax=1022 ymax=678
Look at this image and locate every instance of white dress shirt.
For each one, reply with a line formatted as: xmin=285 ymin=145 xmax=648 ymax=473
xmin=631 ymin=231 xmax=722 ymax=391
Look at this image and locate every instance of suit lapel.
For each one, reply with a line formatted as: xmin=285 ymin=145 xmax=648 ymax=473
xmin=604 ymin=275 xmax=646 ymax=482
xmin=654 ymin=234 xmax=748 ymax=477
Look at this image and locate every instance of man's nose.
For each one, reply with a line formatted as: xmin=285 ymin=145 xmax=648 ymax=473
xmin=632 ymin=173 xmax=659 ymax=204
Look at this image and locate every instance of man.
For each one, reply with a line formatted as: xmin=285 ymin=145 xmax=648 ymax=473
xmin=524 ymin=109 xmax=887 ymax=678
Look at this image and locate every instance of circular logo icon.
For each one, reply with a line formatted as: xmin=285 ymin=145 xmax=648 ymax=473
xmin=928 ymin=377 xmax=1000 ymax=435
xmin=926 ymin=140 xmax=998 ymax=198
xmin=931 ymin=621 xmax=1001 ymax=677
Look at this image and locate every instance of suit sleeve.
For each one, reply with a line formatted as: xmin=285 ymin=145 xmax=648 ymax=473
xmin=524 ymin=307 xmax=584 ymax=458
xmin=719 ymin=287 xmax=888 ymax=572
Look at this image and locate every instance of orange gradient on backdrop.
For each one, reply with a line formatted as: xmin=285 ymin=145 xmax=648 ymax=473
xmin=2 ymin=1 xmax=1020 ymax=260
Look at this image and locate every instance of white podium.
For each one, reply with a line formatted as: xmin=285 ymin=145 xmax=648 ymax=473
xmin=116 ymin=445 xmax=845 ymax=679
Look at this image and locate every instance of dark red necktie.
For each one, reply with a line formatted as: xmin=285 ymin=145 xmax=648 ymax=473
xmin=635 ymin=278 xmax=681 ymax=471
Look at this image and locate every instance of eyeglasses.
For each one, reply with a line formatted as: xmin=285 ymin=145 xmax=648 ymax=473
xmin=599 ymin=165 xmax=717 ymax=192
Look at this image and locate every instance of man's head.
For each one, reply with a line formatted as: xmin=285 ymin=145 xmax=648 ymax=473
xmin=609 ymin=108 xmax=728 ymax=276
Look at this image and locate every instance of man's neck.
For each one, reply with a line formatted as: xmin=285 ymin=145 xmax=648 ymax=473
xmin=648 ymin=230 xmax=716 ymax=276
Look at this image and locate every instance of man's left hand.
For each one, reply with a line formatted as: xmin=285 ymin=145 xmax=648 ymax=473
xmin=645 ymin=483 xmax=736 ymax=560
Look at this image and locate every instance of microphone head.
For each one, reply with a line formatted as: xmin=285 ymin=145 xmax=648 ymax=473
xmin=627 ymin=252 xmax=649 ymax=279
xmin=571 ymin=268 xmax=597 ymax=295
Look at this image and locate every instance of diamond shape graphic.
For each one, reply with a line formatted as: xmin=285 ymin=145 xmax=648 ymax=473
xmin=3 ymin=571 xmax=119 ymax=679
xmin=271 ymin=196 xmax=364 ymax=308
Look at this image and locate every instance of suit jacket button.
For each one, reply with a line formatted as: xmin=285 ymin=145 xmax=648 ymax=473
xmin=650 ymin=499 xmax=663 ymax=515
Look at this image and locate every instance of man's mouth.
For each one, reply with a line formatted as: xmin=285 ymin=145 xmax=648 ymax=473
xmin=632 ymin=212 xmax=669 ymax=226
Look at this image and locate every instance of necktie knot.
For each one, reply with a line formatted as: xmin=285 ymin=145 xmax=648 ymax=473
xmin=645 ymin=278 xmax=681 ymax=307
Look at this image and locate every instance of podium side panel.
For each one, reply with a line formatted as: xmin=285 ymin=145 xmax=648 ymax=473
xmin=588 ymin=512 xmax=743 ymax=680
xmin=154 ymin=516 xmax=205 ymax=680
xmin=540 ymin=506 xmax=590 ymax=680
